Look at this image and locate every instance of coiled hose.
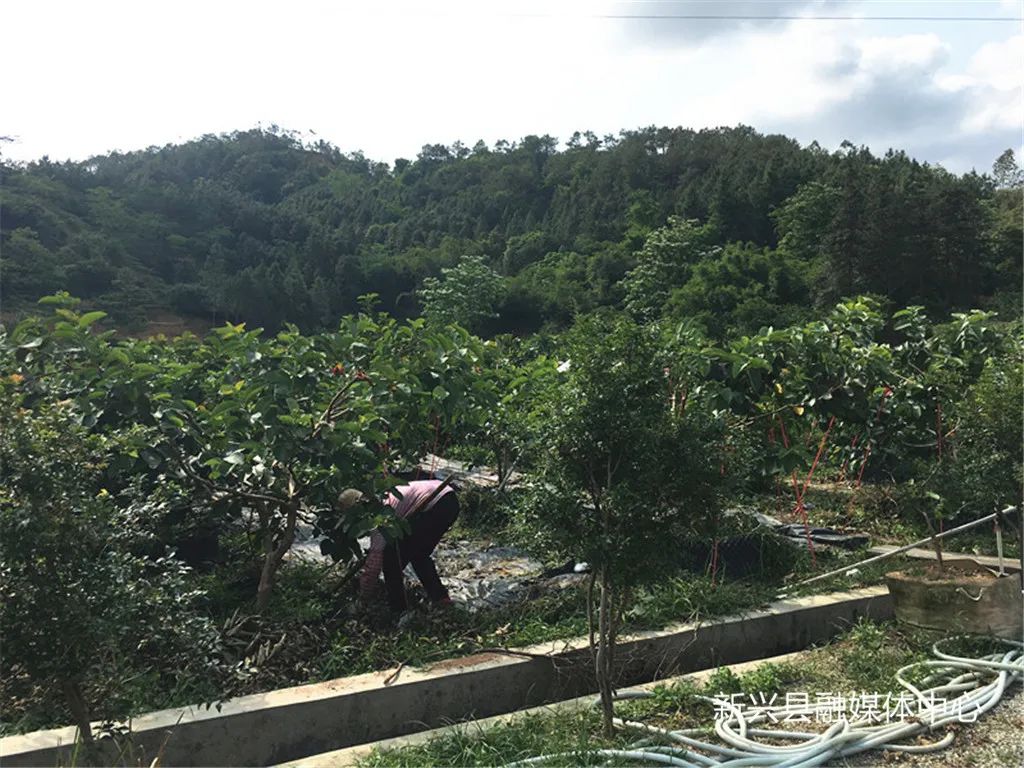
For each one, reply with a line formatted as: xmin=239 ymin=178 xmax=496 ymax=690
xmin=503 ymin=638 xmax=1023 ymax=767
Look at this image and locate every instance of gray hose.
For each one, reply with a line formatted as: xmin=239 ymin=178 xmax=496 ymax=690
xmin=502 ymin=638 xmax=1022 ymax=767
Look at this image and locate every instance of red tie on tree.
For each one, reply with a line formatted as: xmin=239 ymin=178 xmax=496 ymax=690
xmin=777 ymin=413 xmax=837 ymax=567
xmin=855 ymin=386 xmax=894 ymax=489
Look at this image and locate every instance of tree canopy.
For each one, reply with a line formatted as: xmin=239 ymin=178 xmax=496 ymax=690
xmin=3 ymin=127 xmax=1018 ymax=337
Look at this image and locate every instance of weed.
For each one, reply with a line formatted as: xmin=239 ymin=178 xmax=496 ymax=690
xmin=361 ymin=708 xmax=628 ymax=767
xmin=627 ymin=575 xmax=776 ymax=629
xmin=704 ymin=667 xmax=743 ymax=696
xmin=796 ymin=619 xmax=933 ymax=695
xmin=737 ymin=661 xmax=800 ymax=697
xmin=451 ymin=487 xmax=513 ymax=536
xmin=356 ymin=620 xmax=955 ymax=767
xmin=647 ymin=679 xmax=702 ymax=712
xmin=615 ymin=679 xmax=711 ymax=729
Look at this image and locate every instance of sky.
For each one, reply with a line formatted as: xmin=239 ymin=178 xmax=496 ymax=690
xmin=2 ymin=0 xmax=1022 ymax=174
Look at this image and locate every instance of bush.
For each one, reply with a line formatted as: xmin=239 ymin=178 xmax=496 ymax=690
xmin=455 ymin=486 xmax=511 ymax=533
xmin=518 ymin=313 xmax=726 ymax=734
xmin=3 ymin=295 xmax=496 ymax=611
xmin=945 ymin=342 xmax=1023 ymax=516
xmin=0 ymin=393 xmax=222 ymax=745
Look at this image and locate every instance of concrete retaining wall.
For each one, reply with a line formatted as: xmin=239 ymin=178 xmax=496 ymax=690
xmin=285 ymin=650 xmax=810 ymax=767
xmin=0 ymin=586 xmax=892 ymax=767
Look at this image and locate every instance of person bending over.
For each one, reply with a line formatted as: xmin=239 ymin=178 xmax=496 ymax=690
xmin=355 ymin=479 xmax=460 ymax=611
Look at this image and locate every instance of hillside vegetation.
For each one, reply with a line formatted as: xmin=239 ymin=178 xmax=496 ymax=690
xmin=0 ymin=126 xmax=1021 ymax=746
xmin=2 ymin=127 xmax=1020 ymax=334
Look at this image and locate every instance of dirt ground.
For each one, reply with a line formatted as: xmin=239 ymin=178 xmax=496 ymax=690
xmin=841 ymin=688 xmax=1024 ymax=767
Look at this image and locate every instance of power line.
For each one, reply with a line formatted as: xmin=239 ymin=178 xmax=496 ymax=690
xmin=603 ymin=1 xmax=1012 ymax=3
xmin=602 ymin=0 xmax=1009 ymax=3
xmin=506 ymin=13 xmax=1021 ymax=21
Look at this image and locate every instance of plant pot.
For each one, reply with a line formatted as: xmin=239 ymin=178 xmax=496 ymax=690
xmin=885 ymin=558 xmax=1023 ymax=640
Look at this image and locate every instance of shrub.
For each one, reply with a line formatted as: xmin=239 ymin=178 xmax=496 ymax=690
xmin=3 ymin=296 xmax=496 ymax=611
xmin=945 ymin=341 xmax=1023 ymax=516
xmin=518 ymin=313 xmax=726 ymax=734
xmin=0 ymin=393 xmax=222 ymax=746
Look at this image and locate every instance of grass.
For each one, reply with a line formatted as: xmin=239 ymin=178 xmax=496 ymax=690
xmin=0 ymin=513 xmax=909 ymax=738
xmin=358 ymin=620 xmax=947 ymax=767
xmin=313 ymin=571 xmax=779 ymax=680
xmin=328 ymin=477 xmax=1015 ymax=694
xmin=312 ymin=537 xmax=921 ymax=686
xmin=0 ymin=554 xmax=787 ymax=736
xmin=359 ymin=708 xmax=629 ymax=768
xmin=782 ymin=481 xmax=1021 ymax=559
xmin=7 ymin=477 xmax=1009 ymax=738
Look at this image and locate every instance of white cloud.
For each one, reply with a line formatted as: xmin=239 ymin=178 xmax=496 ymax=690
xmin=677 ymin=20 xmax=1020 ymax=171
xmin=956 ymin=34 xmax=1024 ymax=133
xmin=971 ymin=33 xmax=1023 ymax=91
xmin=856 ymin=33 xmax=950 ymax=73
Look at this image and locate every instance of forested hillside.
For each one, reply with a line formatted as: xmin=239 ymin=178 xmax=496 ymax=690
xmin=2 ymin=127 xmax=1020 ymax=335
xmin=2 ymin=125 xmax=1022 ymax=743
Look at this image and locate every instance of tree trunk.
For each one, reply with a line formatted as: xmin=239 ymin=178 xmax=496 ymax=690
xmin=608 ymin=588 xmax=624 ymax=688
xmin=255 ymin=501 xmax=299 ymax=612
xmin=256 ymin=545 xmax=279 ymax=612
xmin=922 ymin=511 xmax=944 ymax=571
xmin=595 ymin=566 xmax=615 ymax=737
xmin=586 ymin=571 xmax=597 ymax=665
xmin=62 ymin=679 xmax=94 ymax=754
xmin=496 ymin=445 xmax=507 ymax=488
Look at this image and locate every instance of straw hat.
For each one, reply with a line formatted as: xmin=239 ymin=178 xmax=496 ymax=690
xmin=337 ymin=488 xmax=365 ymax=510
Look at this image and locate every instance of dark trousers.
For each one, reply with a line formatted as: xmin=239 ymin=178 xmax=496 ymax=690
xmin=382 ymin=494 xmax=459 ymax=610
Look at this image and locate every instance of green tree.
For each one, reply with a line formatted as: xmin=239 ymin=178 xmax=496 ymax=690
xmin=0 ymin=228 xmax=64 ymax=297
xmin=621 ymin=217 xmax=718 ymax=321
xmin=932 ymin=336 xmax=1023 ymax=521
xmin=666 ymin=242 xmax=809 ymax=337
xmin=985 ymin=154 xmax=1023 ymax=307
xmin=152 ymin=315 xmax=492 ymax=611
xmin=0 ymin=394 xmax=220 ymax=748
xmin=0 ymin=126 xmax=1004 ymax=330
xmin=418 ymin=255 xmax=506 ymax=334
xmin=992 ymin=148 xmax=1024 ymax=190
xmin=3 ymin=295 xmax=494 ymax=612
xmin=519 ymin=315 xmax=724 ymax=735
xmin=772 ymin=180 xmax=840 ymax=285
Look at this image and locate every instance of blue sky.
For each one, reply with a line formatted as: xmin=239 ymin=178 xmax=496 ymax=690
xmin=3 ymin=0 xmax=1021 ymax=173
